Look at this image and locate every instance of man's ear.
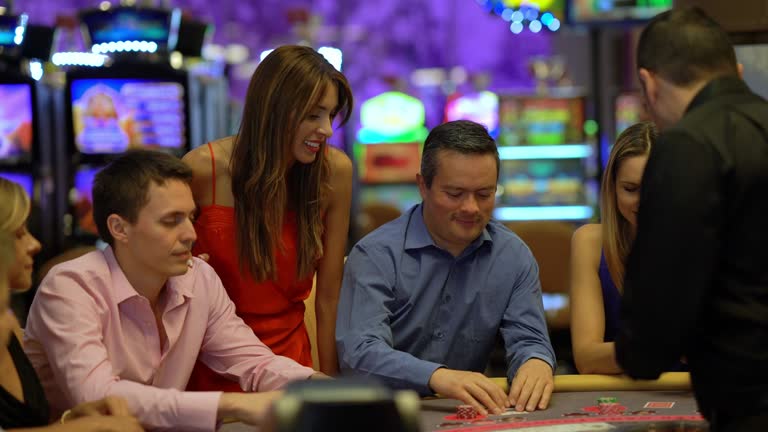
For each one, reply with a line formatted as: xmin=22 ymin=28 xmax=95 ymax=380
xmin=107 ymin=214 xmax=130 ymax=243
xmin=416 ymin=173 xmax=427 ymax=201
xmin=638 ymin=68 xmax=657 ymax=107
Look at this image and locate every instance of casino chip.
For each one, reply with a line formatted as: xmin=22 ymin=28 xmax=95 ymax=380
xmin=456 ymin=404 xmax=479 ymax=419
xmin=597 ymin=397 xmax=622 ymax=415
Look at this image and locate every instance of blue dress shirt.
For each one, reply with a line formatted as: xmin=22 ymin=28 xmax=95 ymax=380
xmin=336 ymin=204 xmax=555 ymax=395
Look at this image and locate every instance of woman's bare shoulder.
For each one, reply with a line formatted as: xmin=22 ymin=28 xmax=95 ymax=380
xmin=327 ymin=146 xmax=352 ymax=171
xmin=182 ymin=137 xmax=233 ymax=175
xmin=573 ymin=223 xmax=602 ymax=243
xmin=572 ymin=223 xmax=603 ymax=259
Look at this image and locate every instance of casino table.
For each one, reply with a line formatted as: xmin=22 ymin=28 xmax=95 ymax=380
xmin=220 ymin=372 xmax=707 ymax=431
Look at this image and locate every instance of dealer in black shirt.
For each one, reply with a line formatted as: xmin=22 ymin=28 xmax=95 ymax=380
xmin=615 ymin=7 xmax=768 ymax=432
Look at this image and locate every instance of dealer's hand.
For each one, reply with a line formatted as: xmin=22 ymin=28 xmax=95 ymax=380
xmin=428 ymin=368 xmax=509 ymax=416
xmin=508 ymin=358 xmax=554 ymax=412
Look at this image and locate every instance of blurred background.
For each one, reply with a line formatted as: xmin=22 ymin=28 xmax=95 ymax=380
xmin=1 ymin=0 xmax=767 ymax=372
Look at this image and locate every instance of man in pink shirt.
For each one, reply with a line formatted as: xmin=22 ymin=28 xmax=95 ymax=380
xmin=23 ymin=150 xmax=318 ymax=431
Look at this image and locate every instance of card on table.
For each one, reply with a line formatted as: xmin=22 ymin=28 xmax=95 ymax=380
xmin=644 ymin=401 xmax=675 ymax=409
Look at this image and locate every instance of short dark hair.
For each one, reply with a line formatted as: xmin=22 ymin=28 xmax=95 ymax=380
xmin=637 ymin=7 xmax=738 ymax=86
xmin=93 ymin=150 xmax=193 ymax=245
xmin=420 ymin=120 xmax=499 ymax=188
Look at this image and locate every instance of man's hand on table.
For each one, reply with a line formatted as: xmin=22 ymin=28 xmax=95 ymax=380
xmin=218 ymin=391 xmax=284 ymax=425
xmin=54 ymin=396 xmax=143 ymax=432
xmin=69 ymin=395 xmax=133 ymax=419
xmin=56 ymin=416 xmax=144 ymax=432
xmin=508 ymin=358 xmax=554 ymax=412
xmin=428 ymin=368 xmax=510 ymax=416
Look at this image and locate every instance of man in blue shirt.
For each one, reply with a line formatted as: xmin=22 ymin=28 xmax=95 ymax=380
xmin=336 ymin=120 xmax=555 ymax=416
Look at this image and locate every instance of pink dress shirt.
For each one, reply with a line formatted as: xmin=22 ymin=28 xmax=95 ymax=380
xmin=23 ymin=247 xmax=315 ymax=431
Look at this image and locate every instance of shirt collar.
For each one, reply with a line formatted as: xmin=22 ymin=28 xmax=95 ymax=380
xmin=404 ymin=204 xmax=493 ymax=253
xmin=104 ymin=246 xmax=195 ymax=304
xmin=686 ymin=76 xmax=751 ymax=114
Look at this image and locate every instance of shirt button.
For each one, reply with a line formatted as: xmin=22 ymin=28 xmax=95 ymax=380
xmin=444 ymin=294 xmax=452 ymax=303
xmin=435 ymin=331 xmax=444 ymax=339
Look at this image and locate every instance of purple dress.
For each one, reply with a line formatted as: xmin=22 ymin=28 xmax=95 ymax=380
xmin=598 ymin=251 xmax=622 ymax=342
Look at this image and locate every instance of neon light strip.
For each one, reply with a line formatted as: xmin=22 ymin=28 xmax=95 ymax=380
xmin=494 ymin=205 xmax=593 ymax=221
xmin=51 ymin=52 xmax=108 ymax=67
xmin=498 ymin=144 xmax=592 ymax=160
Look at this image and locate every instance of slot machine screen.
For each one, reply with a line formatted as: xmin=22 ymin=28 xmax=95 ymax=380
xmin=355 ymin=142 xmax=421 ymax=184
xmin=359 ymin=185 xmax=422 ymax=213
xmin=444 ymin=91 xmax=499 ymax=137
xmin=499 ymin=158 xmax=587 ymax=207
xmin=498 ymin=96 xmax=584 ymax=146
xmin=69 ymin=78 xmax=187 ymax=154
xmin=80 ymin=7 xmax=177 ymax=49
xmin=615 ymin=92 xmax=646 ymax=137
xmin=0 ymin=83 xmax=33 ymax=163
xmin=0 ymin=171 xmax=33 ymax=196
xmin=72 ymin=165 xmax=103 ymax=237
xmin=569 ymin=0 xmax=672 ymax=24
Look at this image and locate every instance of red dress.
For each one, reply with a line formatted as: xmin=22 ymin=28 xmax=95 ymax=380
xmin=187 ymin=143 xmax=314 ymax=392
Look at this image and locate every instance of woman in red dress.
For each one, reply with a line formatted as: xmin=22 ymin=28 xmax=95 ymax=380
xmin=183 ymin=45 xmax=353 ymax=390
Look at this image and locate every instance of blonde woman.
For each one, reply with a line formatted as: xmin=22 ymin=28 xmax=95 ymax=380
xmin=0 ymin=178 xmax=142 ymax=431
xmin=569 ymin=122 xmax=656 ymax=374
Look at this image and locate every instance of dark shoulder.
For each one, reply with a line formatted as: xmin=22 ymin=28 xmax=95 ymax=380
xmin=668 ymin=88 xmax=761 ymax=148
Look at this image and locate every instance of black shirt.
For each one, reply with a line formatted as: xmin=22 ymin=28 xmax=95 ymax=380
xmin=616 ymin=77 xmax=768 ymax=418
xmin=0 ymin=333 xmax=50 ymax=428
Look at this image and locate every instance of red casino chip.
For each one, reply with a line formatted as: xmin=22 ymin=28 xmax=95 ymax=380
xmin=456 ymin=404 xmax=479 ymax=419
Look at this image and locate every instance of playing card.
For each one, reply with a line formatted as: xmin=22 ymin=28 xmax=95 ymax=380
xmin=644 ymin=401 xmax=675 ymax=409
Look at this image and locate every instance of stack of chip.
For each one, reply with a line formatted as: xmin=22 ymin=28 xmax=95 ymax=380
xmin=456 ymin=405 xmax=479 ymax=419
xmin=597 ymin=397 xmax=622 ymax=415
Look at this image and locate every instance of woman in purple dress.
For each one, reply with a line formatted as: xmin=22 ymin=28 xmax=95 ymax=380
xmin=570 ymin=122 xmax=656 ymax=374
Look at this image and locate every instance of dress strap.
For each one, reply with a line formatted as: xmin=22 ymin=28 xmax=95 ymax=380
xmin=207 ymin=142 xmax=216 ymax=205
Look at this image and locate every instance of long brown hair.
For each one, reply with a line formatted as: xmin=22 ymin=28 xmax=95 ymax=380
xmin=230 ymin=45 xmax=353 ymax=282
xmin=600 ymin=121 xmax=656 ymax=290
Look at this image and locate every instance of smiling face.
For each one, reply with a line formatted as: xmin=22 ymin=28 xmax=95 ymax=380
xmin=418 ymin=150 xmax=498 ymax=257
xmin=114 ymin=180 xmax=198 ymax=280
xmin=290 ymin=83 xmax=338 ymax=165
xmin=615 ymin=155 xmax=648 ymax=227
